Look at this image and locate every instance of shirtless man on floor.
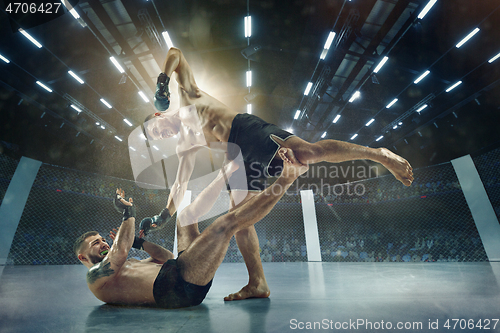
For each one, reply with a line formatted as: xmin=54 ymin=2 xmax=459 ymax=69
xmin=138 ymin=47 xmax=414 ymax=302
xmin=74 ymin=149 xmax=307 ymax=308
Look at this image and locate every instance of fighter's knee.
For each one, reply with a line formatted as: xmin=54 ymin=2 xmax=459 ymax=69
xmin=310 ymin=142 xmax=325 ymax=157
xmin=295 ymin=143 xmax=324 ymax=164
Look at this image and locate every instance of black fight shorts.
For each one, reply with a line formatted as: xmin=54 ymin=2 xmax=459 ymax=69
xmin=152 ymin=252 xmax=212 ymax=309
xmin=227 ymin=113 xmax=295 ymax=191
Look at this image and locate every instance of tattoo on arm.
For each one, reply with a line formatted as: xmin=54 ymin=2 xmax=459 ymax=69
xmin=86 ymin=261 xmax=115 ymax=284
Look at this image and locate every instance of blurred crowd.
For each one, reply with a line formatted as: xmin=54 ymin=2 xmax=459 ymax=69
xmin=247 ymin=227 xmax=487 ymax=264
xmin=317 ymin=228 xmax=487 ymax=263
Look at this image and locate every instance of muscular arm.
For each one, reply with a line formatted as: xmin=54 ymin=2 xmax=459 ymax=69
xmin=87 ymin=216 xmax=135 ymax=286
xmin=165 ymin=147 xmax=201 ymax=215
xmin=179 ymin=161 xmax=235 ymax=224
xmin=109 ymin=216 xmax=135 ymax=265
xmin=162 ymin=47 xmax=200 ymax=97
xmin=159 ymin=48 xmax=206 ymax=214
xmin=140 ymin=241 xmax=175 ymax=264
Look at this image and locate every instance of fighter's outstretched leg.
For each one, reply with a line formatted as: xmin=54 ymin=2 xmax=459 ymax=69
xmin=273 ymin=135 xmax=414 ymax=186
xmin=178 ymin=148 xmax=308 ymax=286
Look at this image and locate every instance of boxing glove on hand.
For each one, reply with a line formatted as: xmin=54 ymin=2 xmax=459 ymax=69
xmin=113 ymin=193 xmax=136 ymax=221
xmin=154 ymin=73 xmax=171 ymax=111
xmin=139 ymin=209 xmax=177 ymax=236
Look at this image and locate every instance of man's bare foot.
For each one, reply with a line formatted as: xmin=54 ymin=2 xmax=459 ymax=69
xmin=278 ymin=148 xmax=309 ymax=181
xmin=378 ymin=148 xmax=414 ymax=186
xmin=224 ymin=282 xmax=271 ymax=301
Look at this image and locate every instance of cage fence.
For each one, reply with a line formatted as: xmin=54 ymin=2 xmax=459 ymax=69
xmin=473 ymin=146 xmax=500 ymax=223
xmin=3 ymin=148 xmax=499 ymax=265
xmin=0 ymin=154 xmax=19 ymax=203
xmin=315 ymin=161 xmax=487 ymax=262
xmin=6 ymin=163 xmax=173 ymax=265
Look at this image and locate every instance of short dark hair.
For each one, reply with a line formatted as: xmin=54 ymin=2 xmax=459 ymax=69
xmin=74 ymin=231 xmax=99 ymax=256
xmin=142 ymin=113 xmax=157 ymax=140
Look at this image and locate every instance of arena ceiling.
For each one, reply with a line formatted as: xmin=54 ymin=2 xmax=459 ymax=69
xmin=1 ymin=0 xmax=500 ymax=180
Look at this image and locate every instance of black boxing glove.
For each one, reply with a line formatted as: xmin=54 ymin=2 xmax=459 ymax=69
xmin=113 ymin=192 xmax=136 ymax=221
xmin=154 ymin=73 xmax=171 ymax=111
xmin=139 ymin=209 xmax=177 ymax=236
